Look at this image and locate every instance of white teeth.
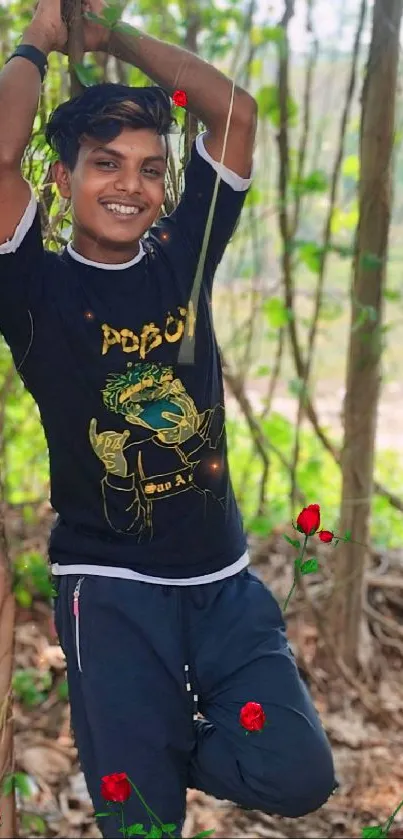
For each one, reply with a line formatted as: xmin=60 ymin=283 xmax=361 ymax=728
xmin=104 ymin=204 xmax=140 ymax=215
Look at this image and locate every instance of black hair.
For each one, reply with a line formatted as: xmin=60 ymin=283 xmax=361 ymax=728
xmin=45 ymin=83 xmax=176 ymax=171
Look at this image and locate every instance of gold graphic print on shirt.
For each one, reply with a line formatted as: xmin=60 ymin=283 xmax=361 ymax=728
xmin=89 ymin=362 xmax=225 ymax=539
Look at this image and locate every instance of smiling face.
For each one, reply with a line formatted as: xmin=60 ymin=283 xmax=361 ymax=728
xmin=52 ymin=127 xmax=167 ymax=264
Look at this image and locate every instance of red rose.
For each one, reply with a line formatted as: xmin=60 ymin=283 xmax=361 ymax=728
xmin=239 ymin=701 xmax=266 ymax=732
xmin=296 ymin=504 xmax=320 ymax=536
xmin=318 ymin=530 xmax=333 ymax=543
xmin=173 ymin=89 xmax=188 ymax=108
xmin=101 ymin=773 xmax=131 ymax=803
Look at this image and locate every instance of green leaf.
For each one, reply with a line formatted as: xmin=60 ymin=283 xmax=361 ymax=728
xmin=114 ymin=21 xmax=140 ymax=36
xmin=265 ymin=25 xmax=285 ymax=44
xmin=248 ymin=515 xmax=271 ymax=537
xmin=250 ymin=58 xmax=263 ymax=78
xmin=283 ymin=535 xmax=300 ymax=549
xmin=293 ymin=170 xmax=328 ymax=196
xmin=320 ymin=297 xmax=344 ymax=322
xmin=287 ymin=377 xmax=307 ymax=400
xmin=361 ymin=827 xmax=386 ymax=838
xmin=251 ymin=24 xmax=285 ymax=46
xmin=2 ymin=772 xmax=32 ymax=798
xmin=384 ymin=288 xmax=401 ymax=302
xmin=351 ymin=309 xmax=367 ymax=333
xmin=102 ymin=2 xmax=122 ymax=25
xmin=299 ymin=242 xmax=322 ymax=273
xmin=245 ymin=184 xmax=263 ymax=207
xmin=256 ymin=84 xmax=297 ymax=127
xmin=360 ymin=252 xmax=383 ymax=270
xmin=20 ymin=813 xmax=47 ymax=834
xmin=146 ymin=827 xmax=162 ymax=839
xmin=331 ymin=243 xmax=355 ymax=259
xmin=125 ymin=825 xmax=146 ymax=837
xmin=342 ymin=154 xmax=360 ymax=180
xmin=191 ymin=832 xmax=216 ymax=839
xmin=73 ymin=62 xmax=98 ymax=87
xmin=95 ymin=813 xmax=112 ymax=818
xmin=351 ymin=304 xmax=377 ymax=333
xmin=161 ymin=827 xmax=177 ymax=834
xmin=344 ymin=530 xmax=352 ymax=541
xmin=57 ymin=679 xmax=69 ymax=701
xmin=263 ymin=297 xmax=291 ymax=328
xmin=300 ymin=558 xmax=319 ymax=575
xmin=83 ymin=11 xmax=107 ymax=25
xmin=13 ymin=584 xmax=32 ymax=608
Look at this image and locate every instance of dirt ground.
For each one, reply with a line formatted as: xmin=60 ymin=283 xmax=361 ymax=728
xmin=7 ymin=513 xmax=403 ymax=839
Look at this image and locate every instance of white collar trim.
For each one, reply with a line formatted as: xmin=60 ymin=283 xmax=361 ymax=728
xmin=66 ymin=239 xmax=146 ymax=270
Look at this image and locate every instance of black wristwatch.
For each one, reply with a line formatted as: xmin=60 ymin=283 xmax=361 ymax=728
xmin=5 ymin=44 xmax=48 ymax=83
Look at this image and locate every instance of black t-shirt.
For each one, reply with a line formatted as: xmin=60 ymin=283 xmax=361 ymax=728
xmin=0 ymin=137 xmax=250 ymax=578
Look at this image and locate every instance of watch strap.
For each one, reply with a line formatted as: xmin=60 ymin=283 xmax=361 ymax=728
xmin=5 ymin=44 xmax=48 ymax=82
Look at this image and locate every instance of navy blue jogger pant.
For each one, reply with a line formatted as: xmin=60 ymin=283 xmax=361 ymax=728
xmin=52 ymin=568 xmax=336 ymax=837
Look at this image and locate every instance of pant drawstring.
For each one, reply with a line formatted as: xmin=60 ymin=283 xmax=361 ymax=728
xmin=179 ymin=588 xmax=199 ymax=721
xmin=163 ymin=586 xmax=199 ymax=719
xmin=183 ymin=663 xmax=199 ymax=720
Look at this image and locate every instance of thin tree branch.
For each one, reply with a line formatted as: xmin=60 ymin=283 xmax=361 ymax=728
xmin=291 ymin=0 xmax=318 ymax=238
xmin=62 ymin=0 xmax=85 ymax=97
xmin=222 ymin=353 xmax=305 ymax=506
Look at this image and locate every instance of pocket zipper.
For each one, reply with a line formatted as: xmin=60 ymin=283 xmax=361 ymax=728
xmin=73 ymin=577 xmax=85 ymax=673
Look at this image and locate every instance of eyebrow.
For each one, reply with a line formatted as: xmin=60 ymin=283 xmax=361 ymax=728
xmin=89 ymin=146 xmax=166 ymax=164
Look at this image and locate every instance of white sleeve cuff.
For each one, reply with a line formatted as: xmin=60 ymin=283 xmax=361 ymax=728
xmin=196 ymin=132 xmax=253 ymax=192
xmin=0 ymin=183 xmax=38 ymax=254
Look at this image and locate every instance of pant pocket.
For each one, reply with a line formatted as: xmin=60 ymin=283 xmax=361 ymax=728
xmin=73 ymin=576 xmax=86 ymax=674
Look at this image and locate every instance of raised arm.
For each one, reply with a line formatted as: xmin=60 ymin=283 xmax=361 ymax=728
xmin=83 ymin=2 xmax=257 ymax=179
xmin=0 ymin=0 xmax=67 ymax=245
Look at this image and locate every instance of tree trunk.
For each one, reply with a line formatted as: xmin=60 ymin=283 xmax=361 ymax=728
xmin=0 ymin=521 xmax=17 ymax=838
xmin=62 ymin=0 xmax=85 ymax=97
xmin=183 ymin=4 xmax=200 ymax=163
xmin=329 ymin=0 xmax=403 ymax=669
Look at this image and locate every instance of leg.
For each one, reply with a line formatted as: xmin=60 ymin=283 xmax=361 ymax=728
xmin=53 ymin=574 xmax=193 ymax=838
xmin=187 ymin=570 xmax=336 ymax=818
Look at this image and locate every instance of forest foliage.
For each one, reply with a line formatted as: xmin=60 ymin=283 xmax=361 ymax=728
xmin=0 ymin=0 xmax=402 ymax=616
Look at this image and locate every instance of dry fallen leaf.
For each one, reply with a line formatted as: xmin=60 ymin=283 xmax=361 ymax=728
xmin=40 ymin=644 xmax=66 ymax=671
xmin=20 ymin=744 xmax=72 ymax=784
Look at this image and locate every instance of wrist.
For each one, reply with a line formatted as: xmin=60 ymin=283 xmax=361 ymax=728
xmin=108 ymin=23 xmax=143 ymax=61
xmin=96 ymin=26 xmax=113 ymax=53
xmin=22 ymin=24 xmax=54 ymax=56
xmin=107 ymin=27 xmax=118 ymax=57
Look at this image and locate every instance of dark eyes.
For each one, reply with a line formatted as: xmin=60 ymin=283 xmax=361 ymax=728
xmin=95 ymin=160 xmax=162 ymax=177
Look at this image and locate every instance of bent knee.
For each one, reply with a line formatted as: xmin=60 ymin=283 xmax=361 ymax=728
xmin=240 ymin=734 xmax=336 ymax=818
xmin=276 ymin=765 xmax=336 ymax=817
xmin=266 ymin=743 xmax=336 ymax=818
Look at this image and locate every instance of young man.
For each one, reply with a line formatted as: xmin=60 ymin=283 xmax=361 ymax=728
xmin=0 ymin=1 xmax=337 ymax=836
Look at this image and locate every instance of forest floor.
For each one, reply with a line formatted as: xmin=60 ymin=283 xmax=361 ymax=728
xmin=8 ymin=510 xmax=403 ymax=839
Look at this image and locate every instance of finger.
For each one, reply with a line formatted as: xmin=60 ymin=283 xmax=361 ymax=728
xmin=89 ymin=417 xmax=98 ymax=444
xmin=161 ymin=412 xmax=180 ymax=423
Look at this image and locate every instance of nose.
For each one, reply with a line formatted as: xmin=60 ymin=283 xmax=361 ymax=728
xmin=113 ymin=168 xmax=143 ymax=196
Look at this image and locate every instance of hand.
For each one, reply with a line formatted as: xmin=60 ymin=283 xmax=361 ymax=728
xmin=89 ymin=418 xmax=130 ymax=477
xmin=39 ymin=0 xmax=110 ymax=56
xmin=82 ymin=0 xmax=111 ymax=52
xmin=31 ymin=0 xmax=68 ymax=52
